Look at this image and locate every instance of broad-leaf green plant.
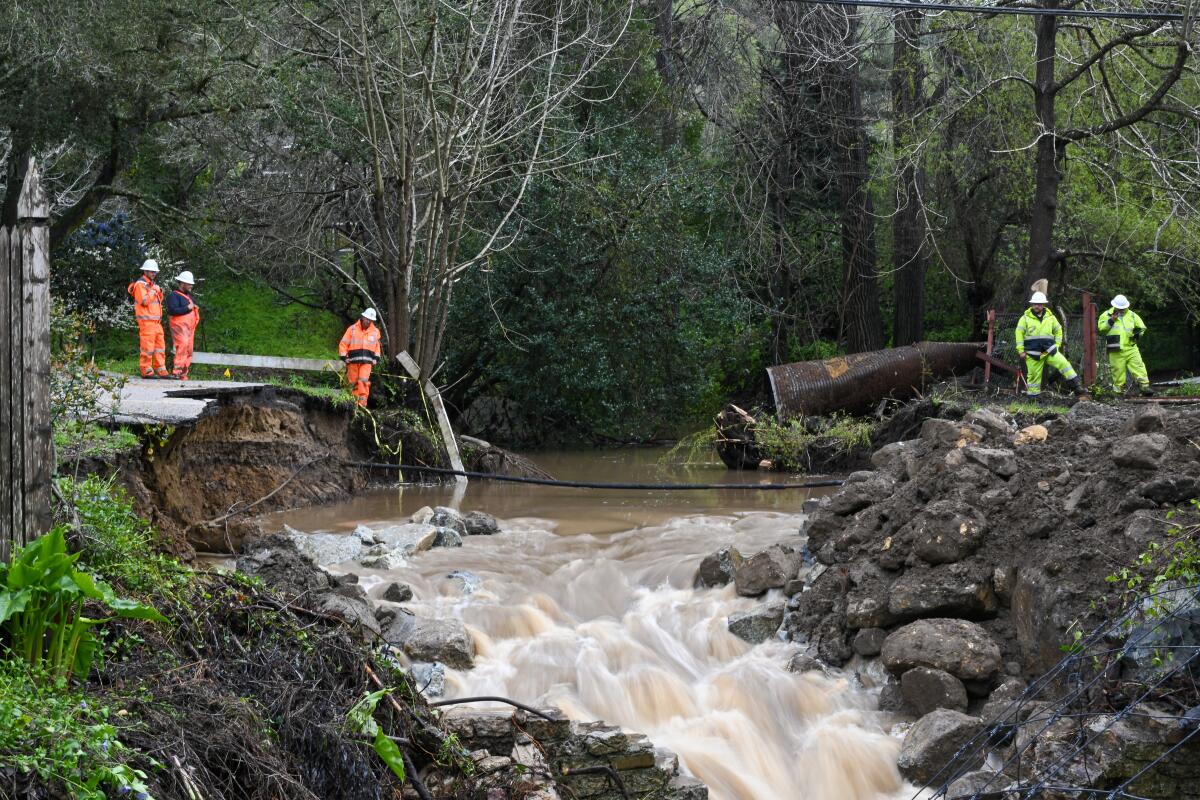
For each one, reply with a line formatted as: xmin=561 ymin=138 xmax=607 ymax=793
xmin=347 ymin=688 xmax=407 ymax=782
xmin=0 ymin=527 xmax=167 ymax=682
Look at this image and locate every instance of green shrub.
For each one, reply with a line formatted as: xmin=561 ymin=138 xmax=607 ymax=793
xmin=0 ymin=527 xmax=167 ymax=682
xmin=54 ymin=423 xmax=141 ymax=461
xmin=753 ymin=414 xmax=872 ymax=471
xmin=0 ymin=659 xmax=154 ymax=799
xmin=59 ymin=476 xmax=190 ymax=598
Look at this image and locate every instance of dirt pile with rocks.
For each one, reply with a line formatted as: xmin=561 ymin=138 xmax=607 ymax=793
xmin=747 ymin=398 xmax=1200 ymax=795
xmin=789 ymin=401 xmax=1200 ymax=678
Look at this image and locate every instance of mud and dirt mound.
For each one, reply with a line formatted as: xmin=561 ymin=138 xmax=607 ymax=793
xmin=788 ymin=401 xmax=1200 ymax=680
xmin=105 ymin=389 xmax=372 ymax=555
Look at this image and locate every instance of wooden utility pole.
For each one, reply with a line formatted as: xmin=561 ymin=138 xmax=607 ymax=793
xmin=1 ymin=158 xmax=52 ymax=560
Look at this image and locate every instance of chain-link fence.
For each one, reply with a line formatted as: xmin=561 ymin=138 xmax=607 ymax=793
xmin=919 ymin=582 xmax=1200 ymax=799
xmin=991 ymin=305 xmax=1121 ymax=392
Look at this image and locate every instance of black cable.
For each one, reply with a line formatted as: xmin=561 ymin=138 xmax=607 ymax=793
xmin=784 ymin=0 xmax=1186 ymax=21
xmin=344 ymin=461 xmax=845 ymax=490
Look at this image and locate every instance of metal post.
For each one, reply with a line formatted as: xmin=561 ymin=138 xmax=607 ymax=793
xmin=984 ymin=309 xmax=996 ymax=384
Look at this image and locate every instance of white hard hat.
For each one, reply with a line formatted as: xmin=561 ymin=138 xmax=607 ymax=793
xmin=176 ymin=271 xmax=195 ymax=285
xmin=1029 ymin=291 xmax=1048 ymax=304
xmin=1111 ymin=294 xmax=1130 ymax=309
xmin=142 ymin=259 xmax=159 ymax=273
xmin=361 ymin=308 xmax=378 ymax=321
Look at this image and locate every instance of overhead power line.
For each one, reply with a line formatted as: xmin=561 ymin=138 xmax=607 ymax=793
xmin=786 ymin=0 xmax=1186 ymax=21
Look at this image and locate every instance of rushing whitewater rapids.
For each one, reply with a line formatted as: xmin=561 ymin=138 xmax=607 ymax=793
xmin=272 ymin=450 xmax=915 ymax=800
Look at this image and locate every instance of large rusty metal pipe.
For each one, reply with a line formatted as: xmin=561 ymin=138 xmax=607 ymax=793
xmin=768 ymin=342 xmax=984 ymax=418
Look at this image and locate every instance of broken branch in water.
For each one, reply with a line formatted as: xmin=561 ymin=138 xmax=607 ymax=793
xmin=428 ymin=695 xmax=558 ymax=720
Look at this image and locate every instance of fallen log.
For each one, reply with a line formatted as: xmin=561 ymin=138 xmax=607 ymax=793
xmin=767 ymin=341 xmax=984 ymax=418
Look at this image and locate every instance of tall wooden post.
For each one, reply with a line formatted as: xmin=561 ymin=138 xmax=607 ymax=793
xmin=1 ymin=159 xmax=52 ymax=560
xmin=1082 ymin=292 xmax=1097 ymax=389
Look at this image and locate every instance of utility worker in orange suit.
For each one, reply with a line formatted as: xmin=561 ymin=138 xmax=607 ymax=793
xmin=167 ymin=271 xmax=200 ymax=380
xmin=338 ymin=308 xmax=382 ymax=407
xmin=127 ymin=259 xmax=174 ymax=379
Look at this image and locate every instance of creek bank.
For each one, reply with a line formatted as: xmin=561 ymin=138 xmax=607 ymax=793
xmin=699 ymin=398 xmax=1200 ymax=795
xmin=74 ymin=386 xmax=541 ymax=559
xmin=236 ymin=508 xmax=709 ymax=800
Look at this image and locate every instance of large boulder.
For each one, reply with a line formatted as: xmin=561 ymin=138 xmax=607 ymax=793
xmin=1126 ymin=404 xmax=1168 ymax=434
xmin=881 ymin=619 xmax=1002 ymax=682
xmin=694 ymin=546 xmax=744 ymax=589
xmin=1132 ymin=474 xmax=1199 ymax=506
xmin=901 ymin=667 xmax=969 ymax=716
xmin=281 ymin=526 xmax=365 ymax=566
xmin=463 ymin=510 xmax=501 ymax=536
xmin=826 ymin=474 xmax=896 ymax=516
xmin=727 ymin=601 xmax=785 ymax=644
xmin=1111 ymin=433 xmax=1170 ymax=470
xmin=237 ymin=533 xmax=331 ymax=596
xmin=384 ymin=613 xmax=476 ymax=670
xmin=896 ymin=709 xmax=985 ymax=783
xmin=852 ymin=627 xmax=888 ymax=657
xmin=368 ymin=523 xmax=440 ymax=555
xmin=430 ymin=506 xmax=468 ymax=537
xmin=871 ymin=440 xmax=922 ymax=479
xmin=888 ymin=565 xmax=998 ymax=620
xmin=909 ymin=501 xmax=987 ymax=565
xmin=442 ymin=707 xmax=516 ymax=755
xmin=962 ymin=446 xmax=1018 ymax=478
xmin=735 ymin=544 xmax=801 ymax=597
xmin=964 ymin=408 xmax=1016 ymax=439
xmin=921 ymin=418 xmax=983 ymax=448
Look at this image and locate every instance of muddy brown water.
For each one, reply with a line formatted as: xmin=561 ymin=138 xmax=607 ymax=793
xmin=266 ymin=449 xmax=913 ymax=800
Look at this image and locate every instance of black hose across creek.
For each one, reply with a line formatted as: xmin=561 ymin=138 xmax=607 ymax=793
xmin=345 ymin=461 xmax=845 ymax=490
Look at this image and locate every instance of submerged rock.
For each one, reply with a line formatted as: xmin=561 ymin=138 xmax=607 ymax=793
xmin=463 ymin=510 xmax=501 ymax=536
xmin=382 ymin=581 xmax=414 ymax=603
xmin=727 ymin=601 xmax=785 ymax=644
xmin=694 ymin=546 xmax=744 ymax=589
xmin=430 ymin=506 xmax=468 ymax=537
xmin=735 ymin=544 xmax=801 ymax=596
xmin=384 ymin=613 xmax=476 ymax=669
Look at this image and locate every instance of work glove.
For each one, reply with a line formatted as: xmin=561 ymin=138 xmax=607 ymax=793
xmin=1017 ymin=350 xmax=1025 ymax=360
xmin=1134 ymin=330 xmax=1143 ymax=341
xmin=340 ymin=355 xmax=348 ymax=363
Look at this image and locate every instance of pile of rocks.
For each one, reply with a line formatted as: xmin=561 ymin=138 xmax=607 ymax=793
xmin=697 ymin=400 xmax=1200 ymax=792
xmin=280 ymin=505 xmax=501 ymax=572
xmin=420 ymin=705 xmax=706 ymax=800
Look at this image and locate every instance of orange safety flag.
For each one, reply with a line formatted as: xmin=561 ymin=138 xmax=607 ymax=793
xmin=128 ymin=276 xmax=168 ymax=377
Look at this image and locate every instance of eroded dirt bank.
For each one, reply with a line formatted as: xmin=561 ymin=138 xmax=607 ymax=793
xmin=80 ymin=387 xmax=545 ymax=558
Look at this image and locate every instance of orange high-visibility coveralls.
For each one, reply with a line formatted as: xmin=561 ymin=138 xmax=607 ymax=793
xmin=168 ymin=289 xmax=200 ymax=380
xmin=338 ymin=321 xmax=382 ymax=406
xmin=127 ymin=276 xmax=169 ymax=377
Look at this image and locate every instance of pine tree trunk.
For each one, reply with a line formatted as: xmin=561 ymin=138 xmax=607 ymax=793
xmin=891 ymin=7 xmax=926 ymax=346
xmin=1027 ymin=6 xmax=1061 ymax=288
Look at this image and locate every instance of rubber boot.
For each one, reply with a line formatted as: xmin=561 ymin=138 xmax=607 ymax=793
xmin=1069 ymin=377 xmax=1089 ymax=399
xmin=1140 ymin=385 xmax=1156 ymax=397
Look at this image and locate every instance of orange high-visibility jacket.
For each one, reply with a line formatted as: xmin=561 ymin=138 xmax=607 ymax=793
xmin=339 ymin=321 xmax=382 ymax=364
xmin=127 ymin=276 xmax=164 ymax=321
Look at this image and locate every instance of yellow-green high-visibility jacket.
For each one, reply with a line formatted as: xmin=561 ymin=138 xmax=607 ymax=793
xmin=1015 ymin=308 xmax=1063 ymax=357
xmin=1098 ymin=308 xmax=1146 ymax=352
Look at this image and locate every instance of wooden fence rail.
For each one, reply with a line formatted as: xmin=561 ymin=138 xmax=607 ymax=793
xmin=1 ymin=159 xmax=52 ymax=561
